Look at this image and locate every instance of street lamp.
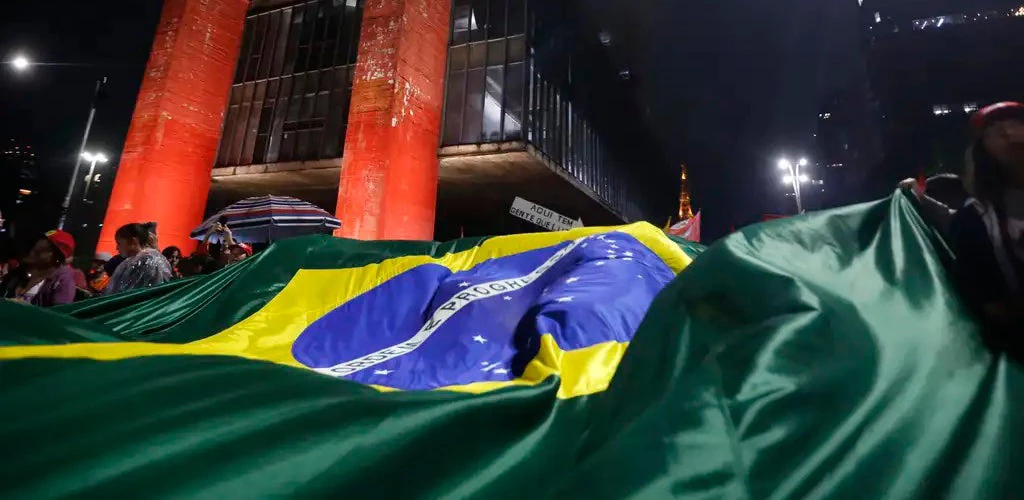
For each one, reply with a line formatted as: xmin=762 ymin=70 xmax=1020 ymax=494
xmin=777 ymin=157 xmax=810 ymax=213
xmin=5 ymin=52 xmax=109 ymax=229
xmin=10 ymin=55 xmax=30 ymax=72
xmin=81 ymin=152 xmax=109 ymax=201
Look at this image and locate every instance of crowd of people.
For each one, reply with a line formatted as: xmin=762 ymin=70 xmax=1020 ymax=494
xmin=0 ymin=220 xmax=253 ymax=308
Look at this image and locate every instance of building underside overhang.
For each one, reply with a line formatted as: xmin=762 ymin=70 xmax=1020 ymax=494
xmin=208 ymin=142 xmax=624 ymax=240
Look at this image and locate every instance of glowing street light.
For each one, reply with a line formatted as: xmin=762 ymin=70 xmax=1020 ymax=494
xmin=776 ymin=155 xmax=811 ymax=214
xmin=10 ymin=55 xmax=30 ymax=72
xmin=81 ymin=151 xmax=110 ymax=201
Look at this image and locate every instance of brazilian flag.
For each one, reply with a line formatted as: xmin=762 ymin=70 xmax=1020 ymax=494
xmin=1 ymin=192 xmax=1022 ymax=497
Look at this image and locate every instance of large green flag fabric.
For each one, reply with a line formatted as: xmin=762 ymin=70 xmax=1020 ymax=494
xmin=1 ymin=191 xmax=1020 ymax=498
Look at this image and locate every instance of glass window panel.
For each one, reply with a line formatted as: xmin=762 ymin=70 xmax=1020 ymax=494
xmin=319 ymin=69 xmax=334 ymax=90
xmin=507 ymin=0 xmax=525 ymax=36
xmin=449 ymin=46 xmax=468 ymax=71
xmin=469 ymin=0 xmax=487 ymax=42
xmin=296 ymin=130 xmax=311 ymax=160
xmin=257 ymin=100 xmax=275 ymax=134
xmin=487 ymin=39 xmax=505 ymax=66
xmin=468 ymin=42 xmax=486 ymax=69
xmin=503 ymin=62 xmax=524 ymax=139
xmin=334 ymin=67 xmax=348 ymax=90
xmin=235 ymin=18 xmax=257 ymax=83
xmin=254 ymin=81 xmax=267 ymax=102
xmin=482 ymin=66 xmax=503 ymax=141
xmin=300 ymin=94 xmax=316 ymax=122
xmin=295 ymin=46 xmax=310 ymax=73
xmin=258 ymin=14 xmax=280 ymax=80
xmin=230 ymin=85 xmax=243 ymax=105
xmin=507 ymin=35 xmax=525 ymax=63
xmin=488 ymin=0 xmax=506 ymax=39
xmin=322 ymin=88 xmax=346 ymax=157
xmin=253 ymin=135 xmax=268 ymax=164
xmin=279 ymin=132 xmax=295 ymax=162
xmin=218 ymin=105 xmax=238 ymax=166
xmin=241 ymin=98 xmax=261 ymax=165
xmin=314 ymin=92 xmax=330 ymax=119
xmin=452 ymin=0 xmax=472 ymax=45
xmin=229 ymin=102 xmax=250 ymax=165
xmin=299 ymin=2 xmax=318 ymax=44
xmin=283 ymin=7 xmax=304 ymax=74
xmin=252 ymin=15 xmax=271 ymax=79
xmin=270 ymin=9 xmax=292 ymax=78
xmin=462 ymin=68 xmax=485 ymax=142
xmin=443 ymin=71 xmax=466 ymax=145
xmin=341 ymin=2 xmax=360 ymax=64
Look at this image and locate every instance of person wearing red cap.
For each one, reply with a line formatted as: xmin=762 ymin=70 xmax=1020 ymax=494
xmin=224 ymin=242 xmax=253 ymax=265
xmin=0 ymin=231 xmax=79 ymax=307
xmin=948 ymin=101 xmax=1024 ymax=337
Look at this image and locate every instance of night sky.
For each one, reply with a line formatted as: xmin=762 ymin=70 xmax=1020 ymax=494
xmin=0 ymin=0 xmax=861 ymax=241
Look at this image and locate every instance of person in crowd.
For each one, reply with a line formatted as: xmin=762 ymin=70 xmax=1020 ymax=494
xmin=224 ymin=242 xmax=253 ymax=266
xmin=104 ymin=253 xmax=125 ymax=278
xmin=179 ymin=254 xmax=218 ymax=278
xmin=193 ymin=221 xmax=252 ymax=269
xmin=87 ymin=252 xmax=112 ymax=294
xmin=948 ymin=101 xmax=1024 ymax=333
xmin=162 ymin=246 xmax=183 ymax=279
xmin=0 ymin=231 xmax=79 ymax=307
xmin=107 ymin=222 xmax=173 ymax=295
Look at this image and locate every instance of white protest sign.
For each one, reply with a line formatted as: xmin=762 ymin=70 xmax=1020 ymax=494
xmin=509 ymin=196 xmax=583 ymax=232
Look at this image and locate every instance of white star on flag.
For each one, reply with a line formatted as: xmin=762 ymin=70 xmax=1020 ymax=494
xmin=610 ymin=244 xmax=619 ymax=249
xmin=608 ymin=255 xmax=617 ymax=259
xmin=503 ymin=296 xmax=513 ymax=301
xmin=458 ymin=282 xmax=471 ymax=287
xmin=595 ymin=261 xmax=606 ymax=266
xmin=556 ymin=296 xmax=574 ymax=303
xmin=623 ymin=257 xmax=633 ymax=261
xmin=565 ymin=277 xmax=580 ymax=284
xmin=623 ymin=251 xmax=634 ymax=257
xmin=582 ymin=243 xmax=589 ymax=248
xmin=493 ymin=368 xmax=510 ymax=375
xmin=637 ymin=274 xmax=644 ymax=279
xmin=374 ymin=369 xmax=393 ymax=375
xmin=472 ymin=335 xmax=488 ymax=344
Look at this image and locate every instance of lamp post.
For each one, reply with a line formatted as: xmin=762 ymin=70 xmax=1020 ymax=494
xmin=778 ymin=157 xmax=810 ymax=214
xmin=80 ymin=152 xmax=109 ymax=201
xmin=6 ymin=54 xmax=107 ymax=229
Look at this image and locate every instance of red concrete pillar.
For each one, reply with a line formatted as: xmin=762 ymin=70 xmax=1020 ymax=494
xmin=336 ymin=0 xmax=451 ymax=240
xmin=98 ymin=0 xmax=249 ymax=254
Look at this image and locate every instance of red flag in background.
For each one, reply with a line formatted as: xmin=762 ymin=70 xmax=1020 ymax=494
xmin=916 ymin=169 xmax=927 ymax=194
xmin=667 ymin=211 xmax=702 ymax=243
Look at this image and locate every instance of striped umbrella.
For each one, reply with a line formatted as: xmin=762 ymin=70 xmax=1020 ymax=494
xmin=191 ymin=195 xmax=341 ymax=244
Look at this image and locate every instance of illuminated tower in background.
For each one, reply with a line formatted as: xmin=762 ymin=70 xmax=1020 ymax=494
xmin=678 ymin=164 xmax=693 ymax=220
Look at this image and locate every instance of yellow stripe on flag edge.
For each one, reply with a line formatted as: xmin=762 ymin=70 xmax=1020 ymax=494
xmin=0 ymin=223 xmax=689 ymax=399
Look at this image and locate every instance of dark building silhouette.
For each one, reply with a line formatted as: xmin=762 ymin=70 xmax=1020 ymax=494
xmin=814 ymin=81 xmax=884 ymax=207
xmin=860 ymin=0 xmax=1024 ymax=187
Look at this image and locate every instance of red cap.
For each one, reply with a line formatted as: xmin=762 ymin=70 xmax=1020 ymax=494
xmin=971 ymin=102 xmax=1024 ymax=135
xmin=45 ymin=229 xmax=76 ymax=259
xmin=230 ymin=242 xmax=253 ymax=257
